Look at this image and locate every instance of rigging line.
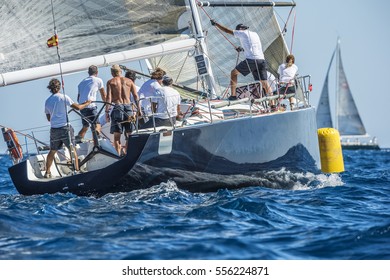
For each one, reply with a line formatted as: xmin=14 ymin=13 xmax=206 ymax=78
xmin=119 ymin=65 xmax=204 ymax=95
xmin=290 ymin=8 xmax=296 ymax=53
xmin=281 ymin=5 xmax=294 ymax=35
xmin=195 ymin=0 xmax=238 ymax=50
xmin=50 ymin=0 xmax=77 ymax=171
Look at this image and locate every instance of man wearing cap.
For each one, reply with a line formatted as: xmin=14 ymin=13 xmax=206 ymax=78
xmin=106 ymin=64 xmax=140 ymax=155
xmin=76 ymin=65 xmax=106 ymax=143
xmin=210 ymin=20 xmax=272 ymax=101
xmin=140 ymin=76 xmax=182 ymax=129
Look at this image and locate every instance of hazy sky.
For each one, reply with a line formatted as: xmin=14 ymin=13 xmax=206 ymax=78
xmin=1 ymin=0 xmax=389 ymax=154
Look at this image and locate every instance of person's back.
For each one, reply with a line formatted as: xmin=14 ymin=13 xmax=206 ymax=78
xmin=44 ymin=78 xmax=91 ymax=177
xmin=107 ymin=76 xmax=126 ymax=104
xmin=137 ymin=67 xmax=165 ymax=117
xmin=76 ymin=65 xmax=106 ymax=142
xmin=233 ymin=29 xmax=264 ymax=60
xmin=155 ymin=86 xmax=181 ymax=120
xmin=106 ymin=64 xmax=139 ymax=155
xmin=45 ymin=93 xmax=73 ymax=128
xmin=125 ymin=70 xmax=140 ymax=103
xmin=210 ymin=20 xmax=271 ymax=101
xmin=78 ymin=76 xmax=104 ymax=104
xmin=140 ymin=75 xmax=181 ymax=129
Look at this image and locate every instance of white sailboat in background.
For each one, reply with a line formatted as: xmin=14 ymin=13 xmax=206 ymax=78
xmin=316 ymin=38 xmax=379 ymax=150
xmin=1 ymin=0 xmax=322 ymax=196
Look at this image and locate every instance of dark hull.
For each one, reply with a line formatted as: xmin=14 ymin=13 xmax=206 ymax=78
xmin=342 ymin=144 xmax=380 ymax=150
xmin=111 ymin=107 xmax=321 ymax=193
xmin=9 ymin=107 xmax=321 ymax=196
xmin=9 ymin=134 xmax=150 ymax=196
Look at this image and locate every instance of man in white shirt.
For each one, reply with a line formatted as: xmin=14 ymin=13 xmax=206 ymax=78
xmin=210 ymin=20 xmax=272 ymax=101
xmin=277 ymin=54 xmax=299 ymax=110
xmin=140 ymin=76 xmax=182 ymax=129
xmin=76 ymin=65 xmax=106 ymax=142
xmin=44 ymin=78 xmax=91 ymax=178
xmin=137 ymin=67 xmax=166 ymax=126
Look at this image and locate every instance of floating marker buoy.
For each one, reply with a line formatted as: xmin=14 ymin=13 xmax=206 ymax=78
xmin=317 ymin=128 xmax=344 ymax=173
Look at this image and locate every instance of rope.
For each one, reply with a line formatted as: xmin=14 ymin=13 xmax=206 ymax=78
xmin=195 ymin=0 xmax=239 ymax=50
xmin=50 ymin=0 xmax=77 ymax=172
xmin=281 ymin=6 xmax=294 ymax=35
xmin=290 ymin=9 xmax=297 ymax=53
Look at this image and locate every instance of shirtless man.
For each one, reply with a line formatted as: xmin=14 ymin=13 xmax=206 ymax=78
xmin=105 ymin=64 xmax=141 ymax=155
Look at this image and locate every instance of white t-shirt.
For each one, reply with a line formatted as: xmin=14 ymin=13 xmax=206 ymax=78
xmin=45 ymin=93 xmax=74 ymax=128
xmin=154 ymin=86 xmax=181 ymax=120
xmin=278 ymin=63 xmax=298 ymax=84
xmin=267 ymin=72 xmax=277 ymax=92
xmin=77 ymin=75 xmax=104 ymax=108
xmin=138 ymin=79 xmax=162 ymax=116
xmin=130 ymin=85 xmax=140 ymax=103
xmin=233 ymin=30 xmax=264 ymax=60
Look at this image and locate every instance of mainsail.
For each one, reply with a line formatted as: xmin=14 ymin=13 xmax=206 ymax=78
xmin=1 ymin=0 xmax=293 ymax=94
xmin=147 ymin=0 xmax=293 ymax=95
xmin=0 ymin=0 xmax=189 ymax=86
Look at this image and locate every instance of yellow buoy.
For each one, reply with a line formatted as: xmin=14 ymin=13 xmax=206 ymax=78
xmin=317 ymin=128 xmax=345 ymax=173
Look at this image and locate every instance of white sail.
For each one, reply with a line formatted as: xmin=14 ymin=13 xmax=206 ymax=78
xmin=0 ymin=0 xmax=188 ymax=86
xmin=337 ymin=48 xmax=366 ymax=135
xmin=316 ymin=39 xmax=378 ymax=149
xmin=316 ymin=50 xmax=335 ymax=129
xmin=149 ymin=0 xmax=292 ymax=95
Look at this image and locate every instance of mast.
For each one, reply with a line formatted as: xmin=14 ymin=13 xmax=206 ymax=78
xmin=188 ymin=0 xmax=218 ymax=98
xmin=335 ymin=37 xmax=340 ymax=131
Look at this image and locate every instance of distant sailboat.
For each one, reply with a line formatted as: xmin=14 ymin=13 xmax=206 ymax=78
xmin=316 ymin=39 xmax=379 ymax=150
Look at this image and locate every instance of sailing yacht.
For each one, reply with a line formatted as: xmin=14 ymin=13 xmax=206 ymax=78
xmin=316 ymin=39 xmax=379 ymax=150
xmin=1 ymin=0 xmax=322 ymax=196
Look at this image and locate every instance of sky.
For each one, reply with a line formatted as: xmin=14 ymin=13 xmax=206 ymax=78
xmin=1 ymin=0 xmax=389 ymax=153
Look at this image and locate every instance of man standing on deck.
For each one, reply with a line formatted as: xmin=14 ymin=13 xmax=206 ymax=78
xmin=76 ymin=65 xmax=106 ymax=143
xmin=105 ymin=64 xmax=141 ymax=155
xmin=44 ymin=78 xmax=91 ymax=178
xmin=210 ymin=20 xmax=273 ymax=104
xmin=140 ymin=76 xmax=182 ymax=129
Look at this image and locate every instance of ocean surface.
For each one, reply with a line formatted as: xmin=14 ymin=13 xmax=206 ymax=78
xmin=0 ymin=149 xmax=389 ymax=260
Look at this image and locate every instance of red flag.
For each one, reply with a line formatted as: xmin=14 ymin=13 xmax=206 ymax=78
xmin=47 ymin=34 xmax=59 ymax=48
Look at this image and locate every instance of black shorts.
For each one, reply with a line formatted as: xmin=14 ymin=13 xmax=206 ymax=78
xmin=110 ymin=104 xmax=134 ymax=134
xmin=235 ymin=59 xmax=268 ymax=81
xmin=50 ymin=126 xmax=75 ymax=150
xmin=80 ymin=107 xmax=99 ymax=127
xmin=277 ymin=85 xmax=296 ymax=95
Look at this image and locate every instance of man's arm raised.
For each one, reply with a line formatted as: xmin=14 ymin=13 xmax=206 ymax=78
xmin=210 ymin=19 xmax=233 ymax=35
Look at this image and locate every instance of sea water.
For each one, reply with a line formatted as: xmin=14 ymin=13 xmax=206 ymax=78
xmin=0 ymin=149 xmax=389 ymax=260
